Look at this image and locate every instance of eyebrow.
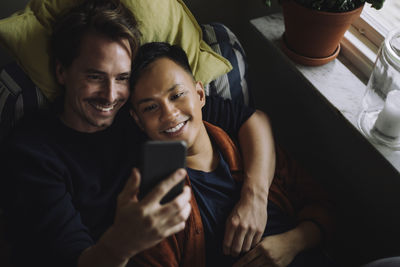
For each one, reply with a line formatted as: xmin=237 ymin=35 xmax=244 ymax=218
xmin=84 ymin=69 xmax=106 ymax=75
xmin=84 ymin=69 xmax=131 ymax=76
xmin=136 ymin=83 xmax=181 ymax=106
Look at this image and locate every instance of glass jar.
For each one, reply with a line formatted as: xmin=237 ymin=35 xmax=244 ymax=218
xmin=358 ymin=28 xmax=400 ymax=149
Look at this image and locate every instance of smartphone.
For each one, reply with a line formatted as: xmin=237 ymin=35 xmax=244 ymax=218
xmin=139 ymin=140 xmax=187 ymax=204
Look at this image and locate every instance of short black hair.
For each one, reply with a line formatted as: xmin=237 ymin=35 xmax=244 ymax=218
xmin=130 ymin=42 xmax=194 ymax=92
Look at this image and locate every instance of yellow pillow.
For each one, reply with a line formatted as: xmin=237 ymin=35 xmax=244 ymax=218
xmin=0 ymin=0 xmax=232 ymax=101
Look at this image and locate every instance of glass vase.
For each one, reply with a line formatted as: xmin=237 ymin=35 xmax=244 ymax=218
xmin=358 ymin=28 xmax=400 ymax=149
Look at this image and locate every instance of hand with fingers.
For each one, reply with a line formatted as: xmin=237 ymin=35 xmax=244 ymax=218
xmin=223 ymin=195 xmax=268 ymax=257
xmin=232 ymin=221 xmax=322 ymax=267
xmin=98 ymin=168 xmax=192 ymax=262
xmin=232 ymin=233 xmax=296 ymax=267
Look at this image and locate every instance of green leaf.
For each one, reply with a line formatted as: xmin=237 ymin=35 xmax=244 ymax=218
xmin=367 ymin=0 xmax=385 ymax=10
xmin=290 ymin=0 xmax=385 ymax=11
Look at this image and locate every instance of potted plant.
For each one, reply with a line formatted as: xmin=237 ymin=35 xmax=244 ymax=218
xmin=265 ymin=0 xmax=385 ymax=65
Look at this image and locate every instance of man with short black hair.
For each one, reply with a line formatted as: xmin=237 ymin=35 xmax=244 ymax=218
xmin=129 ymin=42 xmax=334 ymax=267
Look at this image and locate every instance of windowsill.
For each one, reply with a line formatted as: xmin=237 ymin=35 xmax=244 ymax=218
xmin=250 ymin=13 xmax=400 ymax=174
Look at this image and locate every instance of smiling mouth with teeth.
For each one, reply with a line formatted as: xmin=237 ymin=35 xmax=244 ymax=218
xmin=88 ymin=100 xmax=118 ymax=112
xmin=164 ymin=121 xmax=187 ymax=133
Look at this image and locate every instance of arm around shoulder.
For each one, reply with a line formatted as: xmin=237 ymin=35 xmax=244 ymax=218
xmin=223 ymin=109 xmax=277 ymax=255
xmin=238 ymin=109 xmax=275 ymax=201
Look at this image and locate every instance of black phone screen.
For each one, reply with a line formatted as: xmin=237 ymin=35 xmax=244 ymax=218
xmin=139 ymin=140 xmax=187 ymax=204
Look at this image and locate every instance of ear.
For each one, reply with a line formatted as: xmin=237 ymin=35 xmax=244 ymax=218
xmin=129 ymin=108 xmax=144 ymax=131
xmin=55 ymin=60 xmax=67 ymax=85
xmin=195 ymin=81 xmax=206 ymax=108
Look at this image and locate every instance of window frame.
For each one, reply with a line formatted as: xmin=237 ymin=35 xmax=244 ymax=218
xmin=340 ymin=2 xmax=398 ymax=80
xmin=353 ymin=9 xmax=386 ymax=47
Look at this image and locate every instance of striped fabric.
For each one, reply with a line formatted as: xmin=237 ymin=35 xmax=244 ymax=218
xmin=201 ymin=23 xmax=252 ymax=107
xmin=0 ymin=23 xmax=250 ymax=142
xmin=0 ymin=63 xmax=48 ymax=141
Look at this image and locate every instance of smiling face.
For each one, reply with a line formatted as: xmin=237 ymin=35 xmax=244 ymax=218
xmin=56 ymin=33 xmax=132 ymax=133
xmin=131 ymin=57 xmax=206 ymax=151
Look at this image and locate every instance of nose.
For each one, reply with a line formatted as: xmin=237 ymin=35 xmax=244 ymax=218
xmin=101 ymin=79 xmax=118 ymax=103
xmin=160 ymin=101 xmax=179 ymax=122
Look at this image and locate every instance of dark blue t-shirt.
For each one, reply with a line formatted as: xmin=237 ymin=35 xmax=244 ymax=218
xmin=188 ymin=151 xmax=241 ymax=266
xmin=187 ymin=151 xmax=296 ymax=266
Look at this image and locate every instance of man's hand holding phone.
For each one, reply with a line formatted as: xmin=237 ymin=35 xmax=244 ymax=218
xmin=98 ymin=167 xmax=191 ymax=261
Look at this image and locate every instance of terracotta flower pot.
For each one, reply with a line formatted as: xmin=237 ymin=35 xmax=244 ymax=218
xmin=281 ymin=0 xmax=364 ymax=65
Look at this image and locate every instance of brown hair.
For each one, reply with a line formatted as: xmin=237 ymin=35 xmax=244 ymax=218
xmin=51 ymin=0 xmax=141 ymax=68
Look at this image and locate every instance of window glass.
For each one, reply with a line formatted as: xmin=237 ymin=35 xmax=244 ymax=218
xmin=365 ymin=0 xmax=400 ymax=31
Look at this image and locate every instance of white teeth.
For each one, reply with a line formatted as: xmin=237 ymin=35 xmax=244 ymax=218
xmin=95 ymin=105 xmax=113 ymax=112
xmin=91 ymin=103 xmax=116 ymax=112
xmin=165 ymin=122 xmax=185 ymax=133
